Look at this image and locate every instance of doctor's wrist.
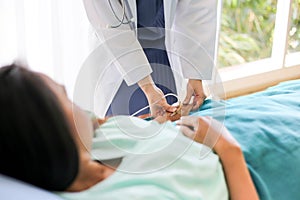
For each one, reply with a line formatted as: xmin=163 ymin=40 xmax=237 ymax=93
xmin=140 ymin=83 xmax=157 ymax=94
xmin=138 ymin=75 xmax=156 ymax=93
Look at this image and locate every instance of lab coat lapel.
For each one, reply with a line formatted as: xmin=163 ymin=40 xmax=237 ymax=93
xmin=164 ymin=0 xmax=186 ymax=102
xmin=126 ymin=0 xmax=137 ymax=29
xmin=164 ymin=0 xmax=178 ymax=30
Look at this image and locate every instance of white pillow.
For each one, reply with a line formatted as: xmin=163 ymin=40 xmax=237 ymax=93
xmin=0 ymin=174 xmax=63 ymax=200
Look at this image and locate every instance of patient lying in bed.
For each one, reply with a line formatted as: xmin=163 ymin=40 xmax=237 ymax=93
xmin=1 ymin=64 xmax=300 ymax=200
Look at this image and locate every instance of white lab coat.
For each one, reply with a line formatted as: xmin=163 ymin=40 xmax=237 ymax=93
xmin=79 ymin=0 xmax=218 ymax=117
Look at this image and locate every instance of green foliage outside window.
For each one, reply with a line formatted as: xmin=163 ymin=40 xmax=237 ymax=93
xmin=289 ymin=0 xmax=300 ymax=53
xmin=218 ymin=0 xmax=300 ymax=68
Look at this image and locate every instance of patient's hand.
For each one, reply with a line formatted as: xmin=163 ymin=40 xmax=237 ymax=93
xmin=176 ymin=116 xmax=240 ymax=155
xmin=177 ymin=116 xmax=259 ymax=200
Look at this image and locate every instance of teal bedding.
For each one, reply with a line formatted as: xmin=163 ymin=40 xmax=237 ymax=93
xmin=192 ymin=79 xmax=300 ymax=200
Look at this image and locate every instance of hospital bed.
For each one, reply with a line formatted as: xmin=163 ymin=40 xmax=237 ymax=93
xmin=1 ymin=79 xmax=300 ymax=200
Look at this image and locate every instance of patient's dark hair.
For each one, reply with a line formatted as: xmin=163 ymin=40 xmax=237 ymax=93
xmin=0 ymin=64 xmax=79 ymax=191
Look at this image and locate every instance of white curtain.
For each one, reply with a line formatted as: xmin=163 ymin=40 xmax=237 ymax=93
xmin=0 ymin=0 xmax=93 ymax=97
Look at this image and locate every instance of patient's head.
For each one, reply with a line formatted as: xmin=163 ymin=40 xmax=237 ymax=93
xmin=0 ymin=64 xmax=79 ymax=191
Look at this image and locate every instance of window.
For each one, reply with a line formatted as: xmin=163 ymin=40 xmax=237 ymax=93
xmin=218 ymin=0 xmax=277 ymax=68
xmin=288 ymin=0 xmax=300 ymax=54
xmin=286 ymin=0 xmax=300 ymax=67
xmin=217 ymin=0 xmax=300 ymax=98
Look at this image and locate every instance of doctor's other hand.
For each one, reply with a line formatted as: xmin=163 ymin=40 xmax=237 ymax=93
xmin=181 ymin=79 xmax=206 ymax=116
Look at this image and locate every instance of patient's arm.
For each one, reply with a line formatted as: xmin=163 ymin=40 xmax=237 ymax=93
xmin=177 ymin=116 xmax=259 ymax=200
xmin=218 ymin=145 xmax=258 ymax=200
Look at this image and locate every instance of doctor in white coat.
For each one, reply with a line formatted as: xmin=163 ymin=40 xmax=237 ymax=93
xmin=81 ymin=0 xmax=217 ymax=118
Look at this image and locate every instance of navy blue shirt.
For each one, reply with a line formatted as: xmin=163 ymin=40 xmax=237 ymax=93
xmin=137 ymin=0 xmax=165 ymax=49
xmin=107 ymin=0 xmax=177 ymax=116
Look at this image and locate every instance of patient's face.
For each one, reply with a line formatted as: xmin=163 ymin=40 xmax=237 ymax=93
xmin=40 ymin=74 xmax=94 ymax=152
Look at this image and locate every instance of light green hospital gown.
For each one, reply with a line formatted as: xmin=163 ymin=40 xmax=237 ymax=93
xmin=58 ymin=116 xmax=228 ymax=200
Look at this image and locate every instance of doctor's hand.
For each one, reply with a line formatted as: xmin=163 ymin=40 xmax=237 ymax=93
xmin=138 ymin=76 xmax=176 ymax=117
xmin=144 ymin=84 xmax=177 ymax=117
xmin=181 ymin=79 xmax=206 ymax=116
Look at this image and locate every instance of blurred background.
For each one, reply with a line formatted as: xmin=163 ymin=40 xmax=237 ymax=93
xmin=0 ymin=0 xmax=299 ymax=98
